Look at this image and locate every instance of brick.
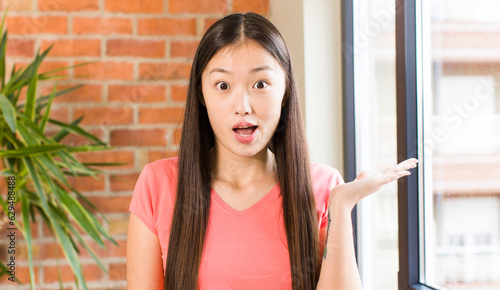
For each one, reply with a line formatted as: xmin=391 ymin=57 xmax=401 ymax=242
xmin=110 ymin=128 xmax=167 ymax=146
xmin=108 ymin=217 xmax=129 ymax=235
xmin=0 ymin=0 xmax=32 ymax=11
xmin=38 ymin=286 xmax=73 ymax=290
xmin=107 ymin=39 xmax=165 ymax=58
xmin=41 ymin=107 xmax=69 ymax=125
xmin=148 ymin=150 xmax=177 ymax=162
xmin=110 ymin=173 xmax=140 ymax=191
xmin=172 ymin=128 xmax=182 ymax=146
xmin=54 ymin=128 xmax=104 ymax=147
xmin=105 ymin=0 xmax=163 ymax=13
xmin=15 ymin=240 xmax=58 ymax=261
xmin=0 ymin=244 xmax=5 ymax=264
xmin=0 ymin=218 xmax=34 ymax=241
xmin=10 ymin=61 xmax=69 ymax=82
xmin=0 ymin=215 xmax=37 ymax=239
xmin=75 ymin=151 xmax=135 ymax=169
xmin=109 ymin=239 xmax=127 ymax=257
xmin=30 ymin=220 xmax=39 ymax=238
xmin=5 ymin=16 xmax=67 ymax=34
xmin=44 ymin=264 xmax=104 ymax=283
xmin=35 ymin=242 xmax=61 ymax=259
xmin=171 ymin=85 xmax=188 ymax=102
xmin=84 ymin=239 xmax=127 ymax=258
xmin=14 ymin=86 xmax=28 ymax=103
xmin=6 ymin=38 xmax=35 ymax=57
xmin=74 ymin=62 xmax=134 ymax=81
xmin=233 ymin=0 xmax=269 ymax=14
xmin=138 ymin=18 xmax=196 ymax=36
xmin=40 ymin=218 xmax=87 ymax=238
xmin=109 ymin=263 xmax=126 ymax=281
xmin=86 ymin=196 xmax=132 ymax=213
xmin=41 ymin=222 xmax=54 ymax=238
xmin=204 ymin=18 xmax=220 ymax=32
xmin=0 ymin=266 xmax=39 ymax=284
xmin=41 ymin=224 xmax=58 ymax=238
xmin=46 ymin=106 xmax=70 ymax=129
xmin=171 ymin=40 xmax=198 ymax=58
xmin=38 ymin=0 xmax=98 ymax=11
xmin=66 ymin=174 xmax=105 ymax=192
xmin=73 ymin=106 xmax=133 ymax=126
xmin=109 ymin=84 xmax=166 ymax=103
xmin=45 ymin=84 xmax=102 ymax=103
xmin=168 ymin=0 xmax=226 ymax=13
xmin=139 ymin=62 xmax=191 ymax=80
xmin=73 ymin=17 xmax=132 ymax=35
xmin=38 ymin=61 xmax=70 ymax=75
xmin=138 ymin=107 xmax=184 ymax=124
xmin=41 ymin=39 xmax=101 ymax=57
xmin=11 ymin=242 xmax=30 ymax=261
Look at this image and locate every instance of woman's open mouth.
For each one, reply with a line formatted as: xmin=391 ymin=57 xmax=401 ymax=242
xmin=233 ymin=126 xmax=257 ymax=136
xmin=232 ymin=122 xmax=258 ymax=143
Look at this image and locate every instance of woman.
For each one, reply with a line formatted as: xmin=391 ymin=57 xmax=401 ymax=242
xmin=126 ymin=12 xmax=417 ymax=290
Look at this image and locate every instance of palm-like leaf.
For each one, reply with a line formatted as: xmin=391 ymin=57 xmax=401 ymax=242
xmin=0 ymin=11 xmax=123 ymax=290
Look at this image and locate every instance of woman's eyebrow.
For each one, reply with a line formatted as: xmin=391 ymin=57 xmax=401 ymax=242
xmin=209 ymin=68 xmax=231 ymax=75
xmin=209 ymin=65 xmax=273 ymax=75
xmin=250 ymin=65 xmax=272 ymax=73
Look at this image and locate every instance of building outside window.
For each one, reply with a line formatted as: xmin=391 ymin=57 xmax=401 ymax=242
xmin=349 ymin=0 xmax=500 ymax=289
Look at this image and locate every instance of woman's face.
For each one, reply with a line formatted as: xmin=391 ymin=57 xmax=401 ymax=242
xmin=201 ymin=41 xmax=286 ymax=159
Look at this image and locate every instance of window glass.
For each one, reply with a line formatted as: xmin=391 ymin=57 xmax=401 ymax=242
xmin=353 ymin=0 xmax=398 ymax=289
xmin=422 ymin=0 xmax=500 ymax=288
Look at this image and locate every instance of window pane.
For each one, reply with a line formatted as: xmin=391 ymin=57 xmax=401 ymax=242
xmin=353 ymin=0 xmax=397 ymax=289
xmin=422 ymin=0 xmax=500 ymax=288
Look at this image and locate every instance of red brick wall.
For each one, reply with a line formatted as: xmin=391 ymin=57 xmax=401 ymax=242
xmin=0 ymin=0 xmax=269 ymax=289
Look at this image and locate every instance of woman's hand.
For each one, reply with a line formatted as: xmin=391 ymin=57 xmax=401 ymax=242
xmin=330 ymin=158 xmax=418 ymax=210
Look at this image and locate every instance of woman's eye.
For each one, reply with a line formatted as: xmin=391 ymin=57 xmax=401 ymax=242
xmin=216 ymin=82 xmax=230 ymax=90
xmin=253 ymin=81 xmax=268 ymax=89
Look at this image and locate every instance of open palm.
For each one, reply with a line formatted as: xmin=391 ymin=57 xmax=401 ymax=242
xmin=330 ymin=158 xmax=418 ymax=209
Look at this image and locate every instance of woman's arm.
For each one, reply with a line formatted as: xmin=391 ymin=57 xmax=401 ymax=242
xmin=316 ymin=158 xmax=418 ymax=289
xmin=127 ymin=213 xmax=164 ymax=290
xmin=316 ymin=196 xmax=362 ymax=289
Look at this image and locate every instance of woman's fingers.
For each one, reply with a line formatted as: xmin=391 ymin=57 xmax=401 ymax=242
xmin=355 ymin=170 xmax=371 ymax=180
xmin=379 ymin=158 xmax=418 ymax=184
xmin=331 ymin=158 xmax=419 ymax=209
xmin=394 ymin=158 xmax=418 ymax=172
xmin=382 ymin=158 xmax=417 ymax=175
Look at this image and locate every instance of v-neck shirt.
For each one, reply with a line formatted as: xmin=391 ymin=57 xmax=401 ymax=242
xmin=129 ymin=157 xmax=343 ymax=289
xmin=211 ymin=182 xmax=280 ymax=217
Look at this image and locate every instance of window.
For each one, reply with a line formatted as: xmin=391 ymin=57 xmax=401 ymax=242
xmin=346 ymin=0 xmax=400 ymax=288
xmin=344 ymin=0 xmax=500 ymax=289
xmin=421 ymin=0 xmax=500 ymax=287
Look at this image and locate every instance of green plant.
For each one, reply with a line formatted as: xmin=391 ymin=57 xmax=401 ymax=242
xmin=0 ymin=11 xmax=122 ymax=290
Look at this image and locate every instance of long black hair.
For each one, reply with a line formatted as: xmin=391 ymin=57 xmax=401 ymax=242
xmin=165 ymin=12 xmax=319 ymax=290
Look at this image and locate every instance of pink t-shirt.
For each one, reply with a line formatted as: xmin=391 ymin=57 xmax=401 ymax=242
xmin=129 ymin=157 xmax=343 ymax=289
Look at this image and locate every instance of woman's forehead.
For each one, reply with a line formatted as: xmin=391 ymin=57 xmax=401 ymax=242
xmin=203 ymin=41 xmax=282 ymax=76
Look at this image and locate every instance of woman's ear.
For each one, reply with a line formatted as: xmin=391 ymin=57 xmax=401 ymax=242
xmin=197 ymin=85 xmax=206 ymax=106
xmin=199 ymin=95 xmax=206 ymax=107
xmin=281 ymin=93 xmax=288 ymax=107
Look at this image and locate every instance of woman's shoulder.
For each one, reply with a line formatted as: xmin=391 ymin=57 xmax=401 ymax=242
xmin=141 ymin=157 xmax=179 ymax=185
xmin=310 ymin=162 xmax=343 ymax=181
xmin=308 ymin=162 xmax=344 ymax=223
xmin=309 ymin=162 xmax=344 ymax=191
xmin=147 ymin=156 xmax=178 ymax=167
xmin=145 ymin=156 xmax=179 ymax=173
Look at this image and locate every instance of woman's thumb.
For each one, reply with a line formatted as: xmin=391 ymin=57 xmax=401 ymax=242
xmin=355 ymin=170 xmax=371 ymax=180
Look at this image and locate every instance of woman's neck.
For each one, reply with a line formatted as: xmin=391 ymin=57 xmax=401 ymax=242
xmin=209 ymin=147 xmax=277 ymax=189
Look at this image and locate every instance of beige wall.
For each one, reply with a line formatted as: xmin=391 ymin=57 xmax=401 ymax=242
xmin=271 ymin=0 xmax=344 ymax=173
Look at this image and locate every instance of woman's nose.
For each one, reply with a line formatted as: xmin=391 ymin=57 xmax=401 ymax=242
xmin=234 ymin=90 xmax=252 ymax=116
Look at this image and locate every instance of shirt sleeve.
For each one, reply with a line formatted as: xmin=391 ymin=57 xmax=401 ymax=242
xmin=319 ymin=167 xmax=344 ymax=229
xmin=129 ymin=164 xmax=157 ymax=235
